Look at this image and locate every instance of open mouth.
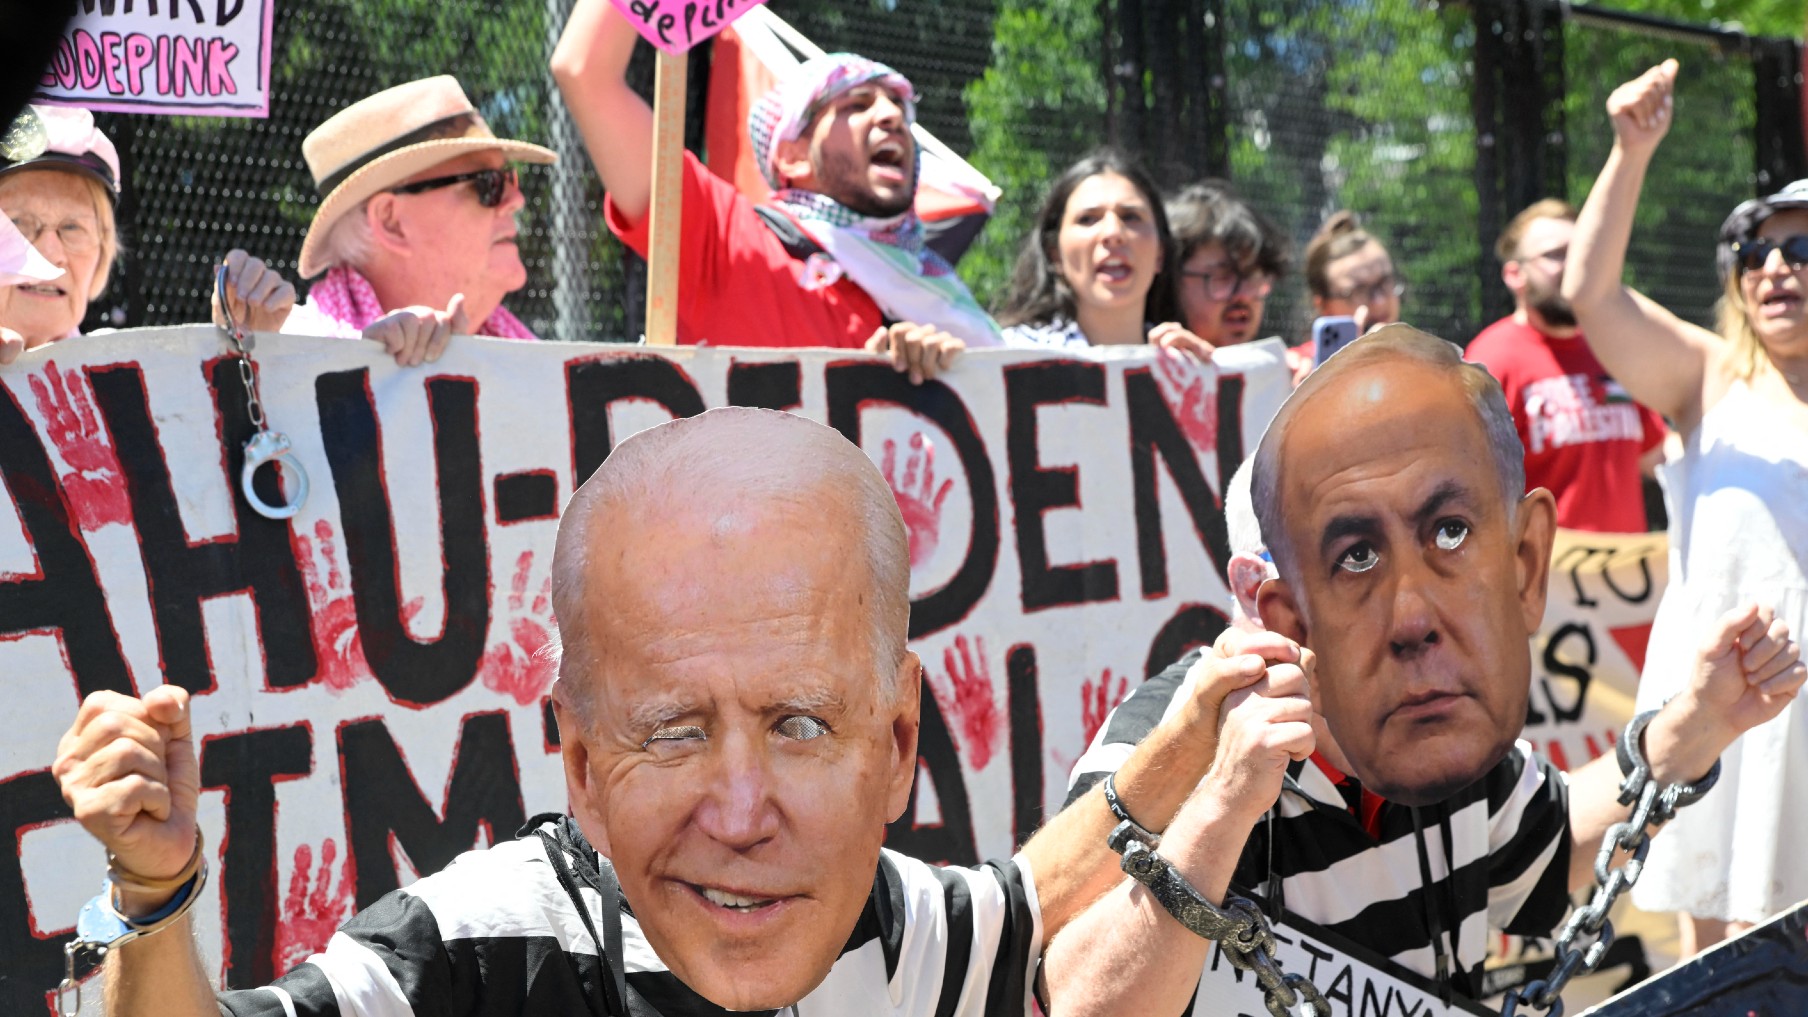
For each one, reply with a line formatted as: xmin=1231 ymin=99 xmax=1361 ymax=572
xmin=691 ymin=883 xmax=781 ymax=914
xmin=1097 ymin=257 xmax=1133 ymax=284
xmin=869 ymin=140 xmax=908 ymax=182
xmin=1220 ymin=302 xmax=1253 ymax=325
xmin=1759 ymin=291 xmax=1803 ymax=316
xmin=15 ymin=283 xmax=65 ymax=297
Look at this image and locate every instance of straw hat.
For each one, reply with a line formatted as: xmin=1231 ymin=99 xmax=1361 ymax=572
xmin=297 ymin=76 xmax=556 ymax=279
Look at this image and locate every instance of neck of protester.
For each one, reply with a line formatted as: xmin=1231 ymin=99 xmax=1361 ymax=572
xmin=361 ymin=260 xmax=498 ymax=328
xmin=1076 ymin=301 xmax=1146 ymax=346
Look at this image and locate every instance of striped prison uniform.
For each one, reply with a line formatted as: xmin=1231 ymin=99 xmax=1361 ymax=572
xmin=218 ymin=816 xmax=1042 ymax=1017
xmin=1066 ymin=649 xmax=1573 ymax=997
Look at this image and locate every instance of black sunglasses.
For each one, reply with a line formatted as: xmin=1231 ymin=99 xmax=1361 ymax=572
xmin=1731 ymin=234 xmax=1808 ymax=273
xmin=389 ymin=166 xmax=517 ymax=207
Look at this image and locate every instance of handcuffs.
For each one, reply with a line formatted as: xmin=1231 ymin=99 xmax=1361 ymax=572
xmin=56 ymin=833 xmax=210 ymax=1017
xmin=216 ymin=264 xmax=308 ymax=520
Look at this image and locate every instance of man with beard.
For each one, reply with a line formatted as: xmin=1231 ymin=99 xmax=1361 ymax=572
xmin=1467 ymin=199 xmax=1665 ymax=532
xmin=553 ymin=1 xmax=996 ymax=379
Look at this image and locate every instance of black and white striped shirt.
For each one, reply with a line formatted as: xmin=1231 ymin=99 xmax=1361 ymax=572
xmin=218 ymin=817 xmax=1041 ymax=1017
xmin=1066 ymin=650 xmax=1572 ymax=993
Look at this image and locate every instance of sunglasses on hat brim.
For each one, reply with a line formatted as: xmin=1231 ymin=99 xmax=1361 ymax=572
xmin=1731 ymin=234 xmax=1808 ymax=274
xmin=389 ymin=166 xmax=516 ymax=208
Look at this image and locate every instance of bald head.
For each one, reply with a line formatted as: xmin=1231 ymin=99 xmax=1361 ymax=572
xmin=551 ymin=408 xmax=912 ymax=721
xmin=1251 ymin=324 xmax=1523 ymax=585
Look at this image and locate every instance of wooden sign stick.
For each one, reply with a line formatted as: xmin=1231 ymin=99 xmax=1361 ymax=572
xmin=644 ymin=49 xmax=688 ymax=346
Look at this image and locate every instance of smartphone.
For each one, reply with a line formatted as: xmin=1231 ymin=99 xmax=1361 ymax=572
xmin=1311 ymin=315 xmax=1359 ymax=367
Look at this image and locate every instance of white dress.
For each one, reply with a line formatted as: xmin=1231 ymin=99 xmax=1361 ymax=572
xmin=1632 ymin=380 xmax=1808 ymax=922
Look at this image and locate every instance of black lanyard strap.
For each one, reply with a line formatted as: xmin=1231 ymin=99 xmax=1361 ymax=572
xmin=538 ymin=824 xmax=630 ymax=1017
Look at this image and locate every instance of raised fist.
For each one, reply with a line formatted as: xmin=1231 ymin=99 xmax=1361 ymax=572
xmin=1606 ymin=59 xmax=1678 ymax=157
xmin=52 ymin=686 xmax=201 ymax=906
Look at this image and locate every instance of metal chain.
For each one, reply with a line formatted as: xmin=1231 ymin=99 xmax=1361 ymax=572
xmin=216 ymin=264 xmax=266 ymax=431
xmin=1499 ymin=712 xmax=1719 ymax=1017
xmin=1110 ymin=823 xmax=1330 ymax=1017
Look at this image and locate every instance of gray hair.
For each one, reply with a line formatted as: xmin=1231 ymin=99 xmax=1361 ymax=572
xmin=550 ymin=407 xmax=912 ymax=725
xmin=1251 ymin=324 xmax=1524 ymax=585
xmin=318 ymin=197 xmax=375 ymax=273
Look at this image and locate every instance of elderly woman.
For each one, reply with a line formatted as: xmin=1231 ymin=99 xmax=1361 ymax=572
xmin=1565 ymin=59 xmax=1808 ymax=955
xmin=996 ymin=149 xmax=1211 ymax=358
xmin=0 ymin=105 xmax=292 ymax=365
xmin=0 ymin=106 xmax=121 ymax=358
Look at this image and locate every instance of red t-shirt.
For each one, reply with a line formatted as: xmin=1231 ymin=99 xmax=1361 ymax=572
xmin=1466 ymin=317 xmax=1665 ymax=533
xmin=605 ymin=151 xmax=883 ymax=348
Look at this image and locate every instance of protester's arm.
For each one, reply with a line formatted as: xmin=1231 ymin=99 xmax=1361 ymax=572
xmin=51 ymin=686 xmax=219 ymax=1016
xmin=1040 ymin=659 xmax=1315 ymax=1016
xmin=1018 ymin=631 xmax=1296 ymax=939
xmin=1564 ymin=602 xmax=1803 ymax=889
xmin=551 ymin=0 xmax=656 ymax=224
xmin=1563 ymin=59 xmax=1717 ymax=425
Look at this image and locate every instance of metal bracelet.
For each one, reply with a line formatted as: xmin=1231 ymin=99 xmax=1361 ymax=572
xmin=1499 ymin=711 xmax=1722 ymax=1017
xmin=56 ymin=854 xmax=209 ymax=1016
xmin=1108 ymin=821 xmax=1329 ymax=1017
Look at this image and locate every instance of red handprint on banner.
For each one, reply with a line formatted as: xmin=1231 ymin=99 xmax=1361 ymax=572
xmin=1080 ymin=668 xmax=1131 ymax=749
xmin=28 ymin=360 xmax=130 ymax=529
xmin=1152 ymin=354 xmax=1218 ymax=453
xmin=480 ymin=550 xmax=556 ymax=706
xmin=274 ymin=839 xmax=355 ymax=973
xmin=295 ymin=520 xmax=367 ymax=692
xmin=881 ymin=431 xmax=954 ymax=570
xmin=930 ymin=634 xmax=1003 ymax=771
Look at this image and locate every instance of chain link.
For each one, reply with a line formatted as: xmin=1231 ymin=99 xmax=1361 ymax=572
xmin=1499 ymin=712 xmax=1719 ymax=1017
xmin=216 ymin=264 xmax=266 ymax=431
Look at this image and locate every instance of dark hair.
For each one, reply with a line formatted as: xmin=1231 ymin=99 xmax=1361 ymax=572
xmin=1304 ymin=210 xmax=1384 ymax=299
xmin=995 ymin=149 xmax=1179 ymax=329
xmin=1167 ymin=179 xmax=1289 ymax=279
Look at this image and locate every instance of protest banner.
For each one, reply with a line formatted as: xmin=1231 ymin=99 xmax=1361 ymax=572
xmin=1520 ymin=528 xmax=1665 ymax=771
xmin=33 ymin=0 xmax=275 ymax=118
xmin=0 ymin=330 xmax=1290 ymax=1012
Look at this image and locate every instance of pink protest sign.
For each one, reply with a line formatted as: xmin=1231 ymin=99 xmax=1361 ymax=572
xmin=34 ymin=0 xmax=275 ymax=118
xmin=610 ymin=0 xmax=769 ymax=54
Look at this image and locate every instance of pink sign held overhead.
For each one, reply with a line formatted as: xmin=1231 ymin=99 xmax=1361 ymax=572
xmin=610 ymin=0 xmax=769 ymax=54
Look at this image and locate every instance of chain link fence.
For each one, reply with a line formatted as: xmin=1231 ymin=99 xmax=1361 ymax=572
xmin=82 ymin=0 xmax=1803 ymax=347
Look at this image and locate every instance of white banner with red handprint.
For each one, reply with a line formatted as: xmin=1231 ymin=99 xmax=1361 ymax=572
xmin=0 ymin=328 xmax=1291 ymax=1011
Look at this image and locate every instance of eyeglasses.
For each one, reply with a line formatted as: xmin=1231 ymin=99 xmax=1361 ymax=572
xmin=1181 ymin=263 xmax=1273 ymax=301
xmin=389 ymin=166 xmax=517 ymax=208
xmin=1731 ymin=235 xmax=1808 ymax=274
xmin=8 ymin=212 xmax=98 ymax=254
xmin=1329 ymin=274 xmax=1405 ymax=303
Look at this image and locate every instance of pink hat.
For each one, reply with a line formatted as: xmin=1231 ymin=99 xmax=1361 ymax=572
xmin=0 ymin=105 xmax=121 ymax=198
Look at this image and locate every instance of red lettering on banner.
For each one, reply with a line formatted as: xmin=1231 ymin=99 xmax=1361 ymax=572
xmin=75 ymin=31 xmax=104 ymax=92
xmin=29 ymin=362 xmax=131 ymax=531
xmin=206 ymin=38 xmax=238 ymax=96
xmin=275 ymin=839 xmax=355 ymax=973
xmin=882 ymin=431 xmax=954 ymax=569
xmin=1609 ymin=622 xmax=1653 ymax=674
xmin=479 ymin=550 xmax=556 ymax=706
xmin=100 ymin=32 xmax=126 ymax=95
xmin=933 ymin=634 xmax=1003 ymax=771
xmin=123 ymin=33 xmax=155 ymax=96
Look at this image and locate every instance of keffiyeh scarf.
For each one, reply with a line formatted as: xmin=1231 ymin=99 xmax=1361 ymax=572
xmin=298 ymin=266 xmax=537 ymax=341
xmin=748 ymin=54 xmax=1001 ymax=347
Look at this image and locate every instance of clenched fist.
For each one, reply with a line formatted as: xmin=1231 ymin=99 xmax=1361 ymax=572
xmin=1606 ymin=59 xmax=1678 ymax=158
xmin=53 ymin=686 xmax=200 ymax=907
